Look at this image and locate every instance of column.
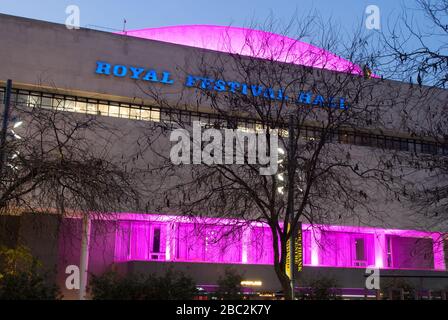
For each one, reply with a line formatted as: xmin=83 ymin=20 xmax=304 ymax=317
xmin=374 ymin=232 xmax=387 ymax=269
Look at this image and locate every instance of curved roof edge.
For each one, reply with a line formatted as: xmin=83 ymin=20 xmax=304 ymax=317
xmin=117 ymin=25 xmax=369 ymax=76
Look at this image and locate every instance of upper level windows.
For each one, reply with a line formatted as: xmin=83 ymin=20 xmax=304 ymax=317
xmin=1 ymin=87 xmax=446 ymax=156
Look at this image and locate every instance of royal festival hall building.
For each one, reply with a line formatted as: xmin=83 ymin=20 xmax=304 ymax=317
xmin=0 ymin=14 xmax=447 ymax=300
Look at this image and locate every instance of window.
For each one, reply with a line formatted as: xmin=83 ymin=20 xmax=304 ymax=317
xmin=28 ymin=95 xmax=41 ymax=108
xmin=387 ymin=236 xmax=393 ymax=268
xmin=420 ymin=143 xmax=438 ymax=155
xmin=15 ymin=93 xmax=28 ymax=106
xmin=148 ymin=226 xmax=164 ymax=260
xmin=119 ymin=104 xmax=130 ymax=118
xmin=114 ymin=221 xmax=167 ymax=262
xmin=98 ymin=103 xmax=109 ymax=116
xmin=320 ymin=231 xmax=374 ymax=267
xmin=75 ymin=101 xmax=87 ymax=113
xmin=353 ymin=238 xmax=366 ymax=266
xmin=109 ymin=105 xmax=119 ymax=118
xmin=52 ymin=97 xmax=65 ymax=110
xmin=86 ymin=102 xmax=98 ymax=115
xmin=387 ymin=236 xmax=434 ymax=269
xmin=129 ymin=107 xmax=141 ymax=120
xmin=9 ymin=88 xmax=440 ymax=155
xmin=152 ymin=227 xmax=161 ymax=253
xmin=150 ymin=109 xmax=161 ymax=122
xmin=355 ymin=133 xmax=371 ymax=146
xmin=41 ymin=96 xmax=53 ymax=108
xmin=141 ymin=109 xmax=151 ymax=121
xmin=64 ymin=99 xmax=75 ymax=111
xmin=399 ymin=139 xmax=409 ymax=151
xmin=339 ymin=132 xmax=355 ymax=144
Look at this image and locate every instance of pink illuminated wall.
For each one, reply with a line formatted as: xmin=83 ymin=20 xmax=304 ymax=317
xmin=118 ymin=25 xmax=368 ymax=76
xmin=112 ymin=213 xmax=446 ymax=271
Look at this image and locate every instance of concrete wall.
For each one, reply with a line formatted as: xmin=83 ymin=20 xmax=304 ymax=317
xmin=116 ymin=261 xmax=448 ymax=292
xmin=0 ymin=13 xmax=446 ymax=135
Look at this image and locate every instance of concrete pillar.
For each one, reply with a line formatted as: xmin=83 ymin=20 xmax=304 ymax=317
xmin=310 ymin=227 xmax=321 ymax=266
xmin=374 ymin=232 xmax=387 ymax=269
xmin=166 ymin=222 xmax=174 ymax=261
xmin=79 ymin=214 xmax=91 ymax=300
xmin=241 ymin=226 xmax=251 ymax=264
xmin=432 ymin=234 xmax=446 ymax=270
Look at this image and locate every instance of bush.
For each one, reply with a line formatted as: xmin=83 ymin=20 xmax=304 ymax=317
xmin=381 ymin=278 xmax=415 ymax=300
xmin=216 ymin=267 xmax=243 ymax=300
xmin=303 ymin=277 xmax=341 ymax=300
xmin=0 ymin=245 xmax=60 ymax=300
xmin=90 ymin=268 xmax=197 ymax=300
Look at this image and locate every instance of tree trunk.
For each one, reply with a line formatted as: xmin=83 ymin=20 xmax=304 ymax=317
xmin=274 ymin=262 xmax=293 ymax=300
xmin=270 ymin=223 xmax=293 ymax=300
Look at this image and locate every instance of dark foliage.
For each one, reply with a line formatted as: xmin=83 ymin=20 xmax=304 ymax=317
xmin=90 ymin=268 xmax=197 ymax=300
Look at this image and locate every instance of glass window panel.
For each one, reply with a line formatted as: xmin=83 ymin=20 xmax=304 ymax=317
xmin=115 ymin=222 xmax=131 ymax=261
xmin=129 ymin=108 xmax=141 ymax=120
xmin=119 ymin=105 xmax=130 ymax=118
xmin=75 ymin=101 xmax=87 ymax=113
xmin=86 ymin=102 xmax=98 ymax=115
xmin=355 ymin=238 xmax=365 ymax=261
xmin=151 ymin=109 xmax=160 ymax=122
xmin=64 ymin=99 xmax=75 ymax=111
xmin=52 ymin=97 xmax=65 ymax=110
xmin=16 ymin=93 xmax=28 ymax=106
xmin=129 ymin=222 xmax=150 ymax=260
xmin=28 ymin=95 xmax=41 ymax=107
xmin=41 ymin=96 xmax=53 ymax=108
xmin=109 ymin=105 xmax=119 ymax=117
xmin=141 ymin=109 xmax=151 ymax=121
xmin=98 ymin=103 xmax=108 ymax=116
xmin=152 ymin=227 xmax=161 ymax=253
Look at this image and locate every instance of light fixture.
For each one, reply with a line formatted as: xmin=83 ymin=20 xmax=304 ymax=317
xmin=277 ymin=186 xmax=284 ymax=194
xmin=10 ymin=130 xmax=22 ymax=140
xmin=13 ymin=121 xmax=23 ymax=128
xmin=277 ymin=174 xmax=284 ymax=181
xmin=278 ymin=148 xmax=285 ymax=155
xmin=241 ymin=280 xmax=262 ymax=287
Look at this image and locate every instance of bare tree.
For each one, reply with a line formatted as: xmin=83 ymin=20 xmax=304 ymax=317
xmin=381 ymin=0 xmax=448 ymax=230
xmin=383 ymin=0 xmax=448 ymax=88
xmin=0 ymin=87 xmax=140 ymax=222
xmin=135 ymin=15 xmax=408 ymax=299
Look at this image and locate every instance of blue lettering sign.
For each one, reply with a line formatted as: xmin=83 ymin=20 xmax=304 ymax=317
xmin=94 ymin=61 xmax=348 ymax=109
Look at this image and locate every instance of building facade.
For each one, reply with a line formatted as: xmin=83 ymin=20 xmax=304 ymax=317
xmin=0 ymin=14 xmax=447 ymax=299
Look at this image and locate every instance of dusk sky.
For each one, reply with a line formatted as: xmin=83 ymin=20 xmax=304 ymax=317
xmin=0 ymin=0 xmax=409 ymax=33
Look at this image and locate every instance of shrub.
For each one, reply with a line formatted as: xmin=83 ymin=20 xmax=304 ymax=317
xmin=0 ymin=245 xmax=60 ymax=300
xmin=90 ymin=268 xmax=197 ymax=300
xmin=305 ymin=277 xmax=341 ymax=300
xmin=216 ymin=267 xmax=243 ymax=300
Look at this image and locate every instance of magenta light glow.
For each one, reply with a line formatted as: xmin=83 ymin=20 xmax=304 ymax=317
xmin=118 ymin=25 xmax=368 ymax=76
xmin=111 ymin=213 xmax=446 ymax=271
